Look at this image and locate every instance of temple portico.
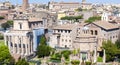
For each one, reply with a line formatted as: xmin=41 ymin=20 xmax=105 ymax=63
xmin=4 ymin=33 xmax=34 ymax=57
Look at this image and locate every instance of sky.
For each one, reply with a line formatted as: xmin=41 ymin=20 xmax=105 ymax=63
xmin=0 ymin=0 xmax=120 ymax=4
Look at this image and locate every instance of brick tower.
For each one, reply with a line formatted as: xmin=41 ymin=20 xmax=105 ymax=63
xmin=22 ymin=0 xmax=29 ymax=11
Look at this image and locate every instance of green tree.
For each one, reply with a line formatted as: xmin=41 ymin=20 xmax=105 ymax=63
xmin=0 ymin=34 xmax=4 ymax=40
xmin=50 ymin=52 xmax=62 ymax=61
xmin=115 ymin=40 xmax=120 ymax=49
xmin=37 ymin=45 xmax=52 ymax=58
xmin=1 ymin=23 xmax=10 ymax=30
xmin=102 ymin=40 xmax=120 ymax=62
xmin=0 ymin=16 xmax=4 ymax=20
xmin=37 ymin=35 xmax=52 ymax=58
xmin=85 ymin=16 xmax=101 ymax=23
xmin=40 ymin=35 xmax=46 ymax=45
xmin=61 ymin=15 xmax=83 ymax=22
xmin=7 ymin=20 xmax=13 ymax=26
xmin=0 ymin=45 xmax=14 ymax=65
xmin=61 ymin=50 xmax=71 ymax=61
xmin=15 ymin=59 xmax=29 ymax=65
xmin=1 ymin=20 xmax=13 ymax=30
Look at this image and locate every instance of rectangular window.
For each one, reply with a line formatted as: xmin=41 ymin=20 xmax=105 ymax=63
xmin=19 ymin=23 xmax=22 ymax=29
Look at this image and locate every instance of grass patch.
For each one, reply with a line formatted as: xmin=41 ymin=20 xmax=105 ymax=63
xmin=0 ymin=40 xmax=4 ymax=46
xmin=97 ymin=57 xmax=103 ymax=62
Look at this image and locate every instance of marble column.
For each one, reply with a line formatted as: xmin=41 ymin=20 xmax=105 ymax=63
xmin=13 ymin=43 xmax=15 ymax=53
xmin=103 ymin=49 xmax=106 ymax=63
xmin=8 ymin=41 xmax=11 ymax=53
xmin=21 ymin=43 xmax=23 ymax=55
xmin=13 ymin=36 xmax=15 ymax=53
xmin=28 ymin=43 xmax=30 ymax=55
xmin=94 ymin=46 xmax=97 ymax=63
xmin=25 ymin=44 xmax=28 ymax=55
xmin=21 ymin=36 xmax=23 ymax=55
xmin=17 ymin=43 xmax=19 ymax=54
xmin=28 ymin=37 xmax=30 ymax=55
xmin=4 ymin=35 xmax=7 ymax=46
xmin=31 ymin=42 xmax=33 ymax=54
xmin=8 ymin=36 xmax=11 ymax=53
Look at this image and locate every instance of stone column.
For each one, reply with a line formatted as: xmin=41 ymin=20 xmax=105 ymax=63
xmin=17 ymin=43 xmax=20 ymax=54
xmin=21 ymin=43 xmax=23 ymax=55
xmin=103 ymin=49 xmax=106 ymax=63
xmin=8 ymin=41 xmax=11 ymax=53
xmin=8 ymin=36 xmax=11 ymax=53
xmin=28 ymin=37 xmax=30 ymax=55
xmin=25 ymin=44 xmax=28 ymax=55
xmin=94 ymin=46 xmax=97 ymax=63
xmin=4 ymin=35 xmax=7 ymax=46
xmin=28 ymin=43 xmax=30 ymax=55
xmin=21 ymin=36 xmax=23 ymax=55
xmin=31 ymin=41 xmax=33 ymax=54
xmin=13 ymin=43 xmax=15 ymax=53
xmin=13 ymin=36 xmax=15 ymax=53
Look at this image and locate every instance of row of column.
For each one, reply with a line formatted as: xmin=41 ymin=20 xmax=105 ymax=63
xmin=4 ymin=35 xmax=33 ymax=56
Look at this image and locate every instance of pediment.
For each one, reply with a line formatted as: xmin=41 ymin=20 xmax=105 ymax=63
xmin=84 ymin=23 xmax=100 ymax=28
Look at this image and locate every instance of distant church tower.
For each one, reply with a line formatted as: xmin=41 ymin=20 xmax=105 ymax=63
xmin=22 ymin=0 xmax=29 ymax=11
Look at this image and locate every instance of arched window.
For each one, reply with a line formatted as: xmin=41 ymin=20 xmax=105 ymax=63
xmin=91 ymin=30 xmax=93 ymax=35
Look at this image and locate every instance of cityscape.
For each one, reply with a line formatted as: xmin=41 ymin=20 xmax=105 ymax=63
xmin=0 ymin=0 xmax=120 ymax=65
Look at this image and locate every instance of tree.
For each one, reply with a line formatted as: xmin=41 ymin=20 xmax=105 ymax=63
xmin=50 ymin=52 xmax=62 ymax=61
xmin=85 ymin=16 xmax=101 ymax=23
xmin=7 ymin=20 xmax=13 ymax=26
xmin=102 ymin=40 xmax=120 ymax=62
xmin=40 ymin=35 xmax=46 ymax=45
xmin=0 ymin=16 xmax=4 ymax=20
xmin=61 ymin=50 xmax=71 ymax=61
xmin=0 ymin=45 xmax=14 ymax=65
xmin=0 ymin=34 xmax=4 ymax=40
xmin=1 ymin=20 xmax=13 ymax=30
xmin=37 ymin=35 xmax=52 ymax=58
xmin=61 ymin=15 xmax=83 ymax=22
xmin=1 ymin=23 xmax=10 ymax=30
xmin=37 ymin=45 xmax=52 ymax=58
xmin=115 ymin=40 xmax=120 ymax=48
xmin=15 ymin=59 xmax=29 ymax=65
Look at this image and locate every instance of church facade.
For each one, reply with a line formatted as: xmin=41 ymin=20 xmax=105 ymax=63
xmin=4 ymin=16 xmax=45 ymax=60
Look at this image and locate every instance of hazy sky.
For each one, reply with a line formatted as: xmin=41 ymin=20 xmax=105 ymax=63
xmin=0 ymin=0 xmax=120 ymax=4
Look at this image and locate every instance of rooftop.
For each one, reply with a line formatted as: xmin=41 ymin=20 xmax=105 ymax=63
xmin=53 ymin=24 xmax=77 ymax=30
xmin=93 ymin=21 xmax=119 ymax=30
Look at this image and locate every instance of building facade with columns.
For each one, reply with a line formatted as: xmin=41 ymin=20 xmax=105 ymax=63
xmin=49 ymin=21 xmax=119 ymax=62
xmin=4 ymin=16 xmax=45 ymax=60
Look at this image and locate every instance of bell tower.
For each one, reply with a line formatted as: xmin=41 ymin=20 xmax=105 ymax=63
xmin=22 ymin=0 xmax=29 ymax=11
xmin=82 ymin=0 xmax=86 ymax=3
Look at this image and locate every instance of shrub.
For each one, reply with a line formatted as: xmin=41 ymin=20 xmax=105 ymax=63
xmin=97 ymin=57 xmax=103 ymax=62
xmin=61 ymin=50 xmax=71 ymax=61
xmin=85 ymin=61 xmax=92 ymax=65
xmin=0 ymin=34 xmax=3 ymax=40
xmin=50 ymin=53 xmax=62 ymax=61
xmin=71 ymin=60 xmax=80 ymax=65
xmin=0 ymin=16 xmax=4 ymax=19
